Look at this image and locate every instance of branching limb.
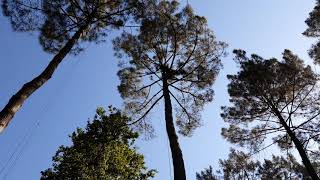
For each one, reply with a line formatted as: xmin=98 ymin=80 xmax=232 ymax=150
xmin=135 ymin=79 xmax=161 ymax=92
xmin=127 ymin=95 xmax=164 ymax=126
xmin=135 ymin=88 xmax=163 ymax=113
xmin=169 ymin=90 xmax=193 ymax=124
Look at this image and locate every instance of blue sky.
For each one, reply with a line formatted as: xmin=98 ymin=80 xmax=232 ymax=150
xmin=0 ymin=0 xmax=316 ymax=179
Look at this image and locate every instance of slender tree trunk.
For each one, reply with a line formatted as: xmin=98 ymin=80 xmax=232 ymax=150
xmin=274 ymin=109 xmax=319 ymax=180
xmin=162 ymin=73 xmax=186 ymax=180
xmin=0 ymin=24 xmax=88 ymax=133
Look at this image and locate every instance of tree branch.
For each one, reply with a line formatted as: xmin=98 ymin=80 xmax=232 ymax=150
xmin=127 ymin=95 xmax=163 ymax=126
xmin=169 ymin=90 xmax=193 ymax=124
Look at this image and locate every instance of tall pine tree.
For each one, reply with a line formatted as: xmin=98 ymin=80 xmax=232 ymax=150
xmin=0 ymin=0 xmax=149 ymax=132
xmin=113 ymin=1 xmax=226 ymax=179
xmin=222 ymin=49 xmax=320 ymax=179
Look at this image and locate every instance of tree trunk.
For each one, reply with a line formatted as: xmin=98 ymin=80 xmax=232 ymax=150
xmin=0 ymin=24 xmax=88 ymax=133
xmin=162 ymin=73 xmax=187 ymax=180
xmin=273 ymin=109 xmax=319 ymax=180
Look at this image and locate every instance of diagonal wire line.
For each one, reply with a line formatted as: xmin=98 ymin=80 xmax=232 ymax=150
xmin=0 ymin=58 xmax=81 ymax=178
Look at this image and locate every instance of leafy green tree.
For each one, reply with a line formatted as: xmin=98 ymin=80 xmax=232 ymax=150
xmin=221 ymin=49 xmax=320 ymax=179
xmin=196 ymin=149 xmax=311 ymax=180
xmin=304 ymin=0 xmax=320 ymax=63
xmin=0 ymin=0 xmax=149 ymax=132
xmin=113 ymin=1 xmax=226 ymax=179
xmin=40 ymin=106 xmax=156 ymax=180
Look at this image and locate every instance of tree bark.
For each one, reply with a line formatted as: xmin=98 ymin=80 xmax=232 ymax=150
xmin=273 ymin=108 xmax=320 ymax=180
xmin=0 ymin=24 xmax=88 ymax=133
xmin=162 ymin=72 xmax=186 ymax=180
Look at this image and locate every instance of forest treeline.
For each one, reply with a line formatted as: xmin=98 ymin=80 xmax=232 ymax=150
xmin=1 ymin=0 xmax=320 ymax=179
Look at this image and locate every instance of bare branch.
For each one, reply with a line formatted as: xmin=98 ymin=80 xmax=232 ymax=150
xmin=169 ymin=90 xmax=193 ymax=124
xmin=135 ymin=88 xmax=163 ymax=113
xmin=135 ymin=79 xmax=161 ymax=92
xmin=127 ymin=95 xmax=164 ymax=126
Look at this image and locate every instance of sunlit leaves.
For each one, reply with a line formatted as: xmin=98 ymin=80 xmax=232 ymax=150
xmin=40 ymin=107 xmax=156 ymax=180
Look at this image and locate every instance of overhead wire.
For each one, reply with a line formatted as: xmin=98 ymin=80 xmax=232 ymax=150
xmin=160 ymin=111 xmax=173 ymax=180
xmin=0 ymin=58 xmax=81 ymax=179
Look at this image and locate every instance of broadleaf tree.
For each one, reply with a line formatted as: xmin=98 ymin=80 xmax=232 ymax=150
xmin=0 ymin=0 xmax=150 ymax=132
xmin=221 ymin=49 xmax=320 ymax=179
xmin=40 ymin=106 xmax=156 ymax=180
xmin=113 ymin=1 xmax=227 ymax=179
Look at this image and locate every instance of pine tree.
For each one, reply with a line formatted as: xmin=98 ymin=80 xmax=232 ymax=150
xmin=221 ymin=49 xmax=320 ymax=179
xmin=0 ymin=0 xmax=149 ymax=132
xmin=304 ymin=0 xmax=320 ymax=64
xmin=197 ymin=149 xmax=312 ymax=180
xmin=113 ymin=1 xmax=226 ymax=179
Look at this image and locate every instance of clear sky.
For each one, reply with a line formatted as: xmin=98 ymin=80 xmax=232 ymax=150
xmin=0 ymin=0 xmax=316 ymax=179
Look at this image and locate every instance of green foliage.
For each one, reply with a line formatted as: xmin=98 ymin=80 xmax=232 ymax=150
xmin=40 ymin=107 xmax=156 ymax=180
xmin=196 ymin=166 xmax=217 ymax=180
xmin=196 ymin=149 xmax=311 ymax=180
xmin=2 ymin=0 xmax=146 ymax=54
xmin=222 ymin=49 xmax=320 ymax=151
xmin=0 ymin=0 xmax=156 ymax=131
xmin=113 ymin=0 xmax=226 ymax=136
xmin=304 ymin=0 xmax=320 ymax=63
xmin=259 ymin=154 xmax=309 ymax=179
xmin=218 ymin=149 xmax=259 ymax=180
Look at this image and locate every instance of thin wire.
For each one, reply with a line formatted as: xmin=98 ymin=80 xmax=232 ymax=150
xmin=159 ymin=109 xmax=173 ymax=180
xmin=3 ymin=129 xmax=34 ymax=180
xmin=0 ymin=58 xmax=81 ymax=178
xmin=0 ymin=102 xmax=48 ymax=178
xmin=166 ymin=133 xmax=173 ymax=180
xmin=0 ymin=130 xmax=30 ymax=176
xmin=286 ymin=136 xmax=292 ymax=180
xmin=0 ymin=96 xmax=50 ymax=178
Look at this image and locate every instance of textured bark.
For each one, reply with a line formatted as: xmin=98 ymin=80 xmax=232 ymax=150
xmin=273 ymin=108 xmax=320 ymax=180
xmin=0 ymin=24 xmax=88 ymax=133
xmin=162 ymin=72 xmax=186 ymax=180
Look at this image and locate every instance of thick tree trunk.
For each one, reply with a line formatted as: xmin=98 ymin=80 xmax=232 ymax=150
xmin=0 ymin=25 xmax=88 ymax=133
xmin=274 ymin=109 xmax=319 ymax=180
xmin=162 ymin=74 xmax=186 ymax=180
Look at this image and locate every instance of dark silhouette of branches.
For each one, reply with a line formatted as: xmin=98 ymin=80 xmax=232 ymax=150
xmin=222 ymin=49 xmax=320 ymax=179
xmin=0 ymin=0 xmax=151 ymax=132
xmin=113 ymin=1 xmax=226 ymax=179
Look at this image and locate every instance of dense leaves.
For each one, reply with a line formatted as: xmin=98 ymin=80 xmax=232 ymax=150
xmin=40 ymin=107 xmax=156 ymax=180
